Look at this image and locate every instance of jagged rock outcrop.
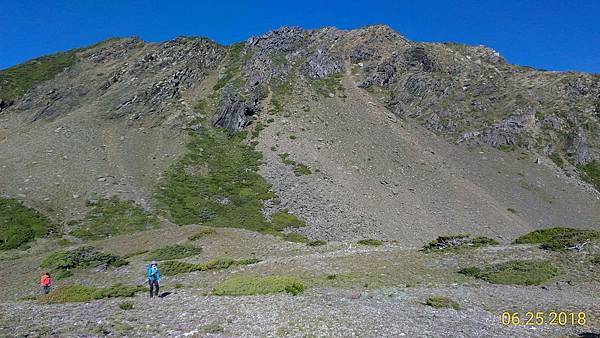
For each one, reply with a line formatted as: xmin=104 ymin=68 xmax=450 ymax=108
xmin=7 ymin=37 xmax=224 ymax=124
xmin=302 ymin=49 xmax=344 ymax=79
xmin=349 ymin=29 xmax=599 ymax=166
xmin=566 ymin=132 xmax=593 ymax=165
xmin=403 ymin=46 xmax=435 ymax=72
xmin=358 ymin=62 xmax=396 ymax=88
xmin=214 ymin=90 xmax=262 ymax=130
xmin=481 ymin=117 xmax=526 ymax=148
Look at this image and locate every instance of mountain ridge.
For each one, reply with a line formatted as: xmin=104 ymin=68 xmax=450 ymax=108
xmin=0 ymin=24 xmax=599 ymax=241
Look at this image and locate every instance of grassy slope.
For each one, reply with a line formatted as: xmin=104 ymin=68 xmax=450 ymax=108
xmin=0 ymin=198 xmax=57 ymax=250
xmin=0 ymin=51 xmax=78 ymax=101
xmin=156 ymin=128 xmax=277 ymax=232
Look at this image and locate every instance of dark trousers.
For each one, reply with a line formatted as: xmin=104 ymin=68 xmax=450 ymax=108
xmin=43 ymin=285 xmax=50 ymax=294
xmin=149 ymin=279 xmax=159 ymax=297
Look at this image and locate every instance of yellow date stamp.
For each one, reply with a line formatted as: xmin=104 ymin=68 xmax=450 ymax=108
xmin=501 ymin=311 xmax=587 ymax=326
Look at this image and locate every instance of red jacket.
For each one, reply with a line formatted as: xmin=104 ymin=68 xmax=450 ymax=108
xmin=40 ymin=275 xmax=51 ymax=286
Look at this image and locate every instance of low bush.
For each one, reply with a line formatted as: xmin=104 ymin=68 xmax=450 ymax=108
xmin=201 ymin=322 xmax=225 ymax=334
xmin=459 ymin=260 xmax=560 ymax=285
xmin=513 ymin=227 xmax=600 ymax=251
xmin=160 ymin=260 xmax=198 ymax=276
xmin=38 ymin=284 xmax=145 ymax=303
xmin=119 ymin=302 xmax=134 ymax=310
xmin=40 ymin=246 xmax=127 ymax=271
xmin=160 ymin=257 xmax=261 ymax=276
xmin=212 ymin=275 xmax=305 ymax=296
xmin=592 ymin=255 xmax=600 ymax=265
xmin=188 ymin=228 xmax=216 ymax=241
xmin=425 ymin=296 xmax=460 ymax=310
xmin=293 ymin=163 xmax=312 ymax=176
xmin=422 ymin=234 xmax=499 ymax=252
xmin=146 ymin=244 xmax=202 ymax=261
xmin=71 ymin=197 xmax=158 ymax=239
xmin=94 ymin=284 xmax=146 ymax=299
xmin=357 ymin=239 xmax=382 ymax=246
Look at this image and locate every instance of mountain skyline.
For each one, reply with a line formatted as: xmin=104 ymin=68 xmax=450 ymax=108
xmin=1 ymin=0 xmax=599 ymax=73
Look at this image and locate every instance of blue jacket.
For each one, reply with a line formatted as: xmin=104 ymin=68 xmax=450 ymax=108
xmin=147 ymin=264 xmax=160 ymax=282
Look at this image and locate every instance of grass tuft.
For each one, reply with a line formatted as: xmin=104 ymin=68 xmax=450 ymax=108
xmin=119 ymin=302 xmax=134 ymax=310
xmin=459 ymin=260 xmax=559 ymax=285
xmin=201 ymin=322 xmax=225 ymax=334
xmin=549 ymin=152 xmax=565 ymax=169
xmin=357 ymin=239 xmax=382 ymax=246
xmin=279 ymin=153 xmax=296 ymax=166
xmin=425 ymin=296 xmax=461 ymax=310
xmin=278 ymin=153 xmax=312 ymax=176
xmin=212 ymin=275 xmax=305 ymax=296
xmin=307 ymin=240 xmax=326 ymax=246
xmin=293 ymin=163 xmax=312 ymax=176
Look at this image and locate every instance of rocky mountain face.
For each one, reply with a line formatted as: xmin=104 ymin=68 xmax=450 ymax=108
xmin=0 ymin=25 xmax=599 ymax=240
xmin=211 ymin=25 xmax=600 ymax=167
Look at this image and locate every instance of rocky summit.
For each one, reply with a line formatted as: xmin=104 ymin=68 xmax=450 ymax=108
xmin=0 ymin=25 xmax=599 ymax=337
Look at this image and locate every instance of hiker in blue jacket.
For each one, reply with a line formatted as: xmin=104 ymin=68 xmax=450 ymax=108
xmin=147 ymin=261 xmax=160 ymax=297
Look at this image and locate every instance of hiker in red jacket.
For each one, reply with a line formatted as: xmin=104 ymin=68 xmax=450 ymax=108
xmin=40 ymin=272 xmax=52 ymax=294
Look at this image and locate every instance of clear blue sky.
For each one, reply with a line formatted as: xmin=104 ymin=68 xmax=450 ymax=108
xmin=1 ymin=0 xmax=599 ymax=73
